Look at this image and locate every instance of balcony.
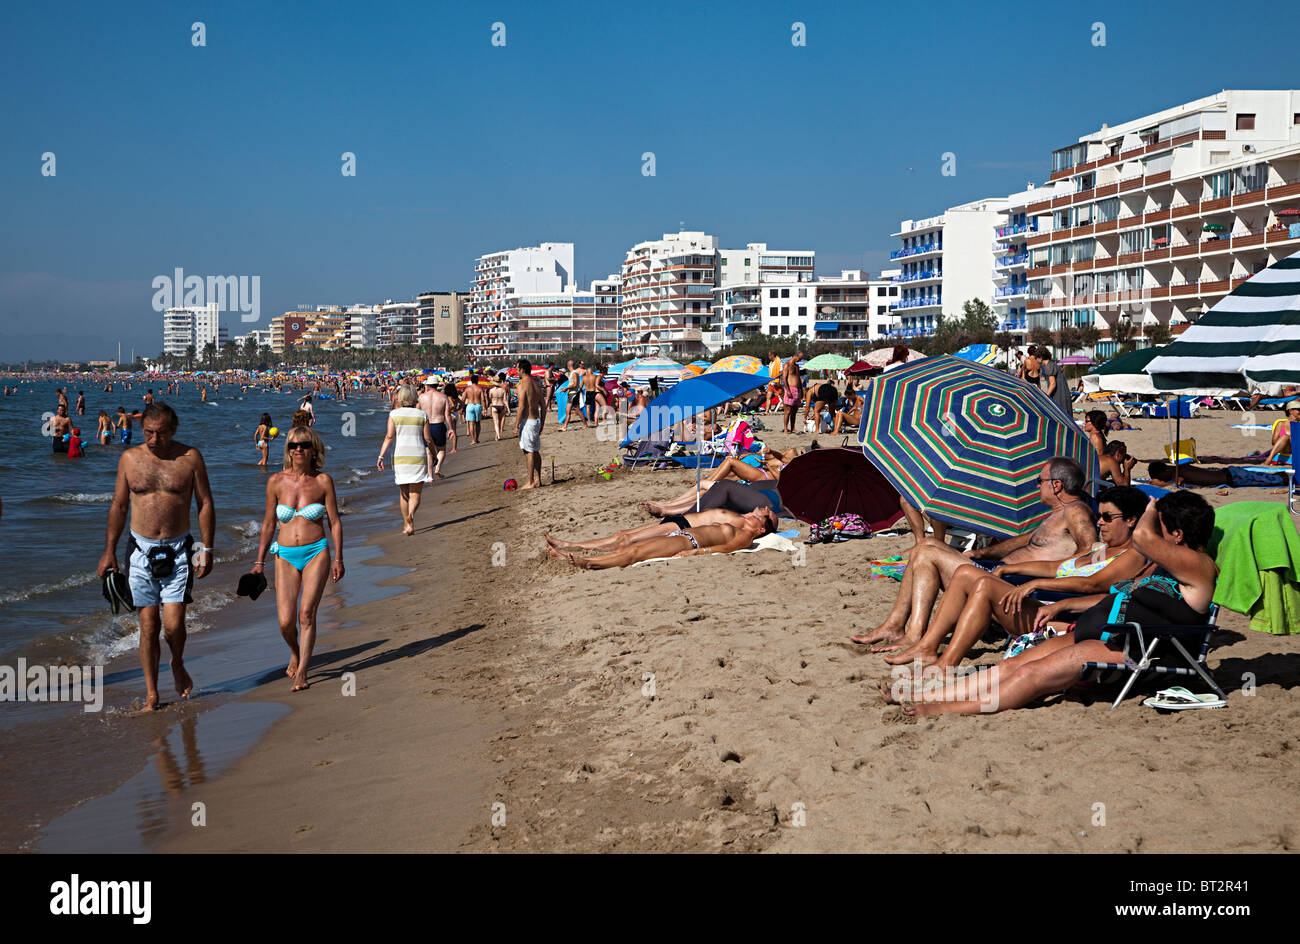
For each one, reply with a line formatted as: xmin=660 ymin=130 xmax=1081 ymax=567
xmin=890 ymin=296 xmax=942 ymax=310
xmin=995 ymin=221 xmax=1039 ymax=239
xmin=994 ymin=284 xmax=1028 ymax=298
xmin=995 ymin=253 xmax=1029 ymax=269
xmin=890 ymin=242 xmax=941 ymax=260
xmin=892 ymin=269 xmax=940 ymax=283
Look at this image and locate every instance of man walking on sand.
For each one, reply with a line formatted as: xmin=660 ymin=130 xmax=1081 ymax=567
xmin=516 ymin=358 xmax=545 ymax=489
xmin=97 ymin=402 xmax=215 ymax=711
xmin=417 ymin=376 xmax=452 ymax=478
xmin=561 ymin=359 xmax=589 ymax=431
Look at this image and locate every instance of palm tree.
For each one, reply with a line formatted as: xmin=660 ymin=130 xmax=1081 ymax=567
xmin=185 ymin=344 xmax=196 ymax=372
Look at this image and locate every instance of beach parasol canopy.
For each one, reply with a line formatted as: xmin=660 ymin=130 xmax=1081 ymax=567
xmin=858 ymin=356 xmax=1097 ymax=539
xmin=952 ymin=344 xmax=1000 ymax=366
xmin=863 ymin=347 xmax=925 ymax=368
xmin=1058 ymin=355 xmax=1094 ymax=366
xmin=1147 ymin=249 xmax=1300 ymax=395
xmin=704 ymin=354 xmax=765 ymax=375
xmin=802 ymin=353 xmax=854 ymax=372
xmin=846 ymin=359 xmax=883 ymax=376
xmin=620 ymin=356 xmax=691 ymax=389
xmin=1082 ymin=346 xmax=1165 ymax=394
xmin=777 ymin=447 xmax=904 ymax=531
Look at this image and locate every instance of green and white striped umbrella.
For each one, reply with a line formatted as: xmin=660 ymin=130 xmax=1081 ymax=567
xmin=1147 ymin=250 xmax=1300 ymax=395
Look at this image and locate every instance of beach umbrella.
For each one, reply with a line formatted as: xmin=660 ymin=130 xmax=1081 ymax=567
xmin=1059 ymin=355 xmax=1094 ymax=366
xmin=846 ymin=359 xmax=882 ymax=376
xmin=1278 ymin=208 xmax=1300 ymax=217
xmin=689 ymin=359 xmax=712 ymax=368
xmin=621 ymin=356 xmax=691 ymax=389
xmin=704 ymin=354 xmax=764 ymax=375
xmin=1147 ymin=249 xmax=1300 ymax=395
xmin=1082 ymin=347 xmax=1166 ymax=394
xmin=863 ymin=347 xmax=925 ymax=368
xmin=606 ymin=359 xmax=637 ymax=378
xmin=952 ymin=344 xmax=1000 ymax=366
xmin=1202 ymin=223 xmax=1227 ymax=232
xmin=858 ymin=356 xmax=1096 ymax=539
xmin=802 ymin=353 xmax=854 ymax=372
xmin=623 ymin=371 xmax=773 ymax=511
xmin=683 ymin=363 xmax=707 ymax=378
xmin=777 ymin=447 xmax=904 ymax=531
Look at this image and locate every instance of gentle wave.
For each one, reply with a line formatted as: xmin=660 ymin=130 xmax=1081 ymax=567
xmin=33 ymin=492 xmax=115 ymax=505
xmin=0 ymin=571 xmax=100 ymax=606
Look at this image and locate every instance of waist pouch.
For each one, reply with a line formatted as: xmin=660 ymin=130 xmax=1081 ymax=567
xmin=131 ymin=535 xmax=194 ymax=579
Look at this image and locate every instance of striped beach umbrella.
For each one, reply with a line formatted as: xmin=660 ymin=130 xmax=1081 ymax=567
xmin=704 ymin=354 xmax=764 ymax=375
xmin=621 ymin=356 xmax=691 ymax=389
xmin=858 ymin=356 xmax=1097 ymax=539
xmin=952 ymin=344 xmax=1000 ymax=366
xmin=1147 ymin=249 xmax=1300 ymax=395
xmin=802 ymin=353 xmax=854 ymax=372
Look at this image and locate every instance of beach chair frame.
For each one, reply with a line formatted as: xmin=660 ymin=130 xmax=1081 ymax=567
xmin=1079 ymin=605 xmax=1223 ymax=710
xmin=1240 ymin=421 xmax=1298 ymax=516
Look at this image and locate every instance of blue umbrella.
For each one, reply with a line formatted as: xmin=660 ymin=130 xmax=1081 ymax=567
xmin=952 ymin=343 xmax=1000 ymax=366
xmin=623 ymin=371 xmax=772 ymax=510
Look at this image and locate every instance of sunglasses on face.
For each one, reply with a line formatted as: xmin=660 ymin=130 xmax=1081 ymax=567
xmin=1097 ymin=512 xmax=1131 ymax=522
xmin=288 ymin=441 xmax=313 ymax=451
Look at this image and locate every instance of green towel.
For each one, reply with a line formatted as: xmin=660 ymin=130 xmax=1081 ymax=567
xmin=1207 ymin=502 xmax=1300 ymax=635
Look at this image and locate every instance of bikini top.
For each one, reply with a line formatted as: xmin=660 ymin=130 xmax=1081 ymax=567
xmin=276 ymin=503 xmax=327 ymax=523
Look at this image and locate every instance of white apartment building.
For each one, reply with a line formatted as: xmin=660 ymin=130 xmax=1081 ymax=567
xmin=376 ymin=300 xmax=419 ymax=349
xmin=466 ymin=242 xmax=574 ymax=360
xmin=298 ymin=307 xmax=352 ymax=349
xmin=1025 ymin=89 xmax=1300 ymax=358
xmin=890 ymin=198 xmax=1007 ymax=337
xmin=503 ymin=276 xmax=624 ymax=363
xmin=346 ymin=305 xmax=380 ymax=349
xmin=713 ymin=270 xmax=900 ymax=346
xmin=161 ymin=304 xmax=226 ymax=356
xmin=992 ymin=186 xmax=1040 ymax=336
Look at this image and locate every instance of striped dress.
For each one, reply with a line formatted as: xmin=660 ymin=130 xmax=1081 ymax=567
xmin=389 ymin=407 xmax=429 ymax=485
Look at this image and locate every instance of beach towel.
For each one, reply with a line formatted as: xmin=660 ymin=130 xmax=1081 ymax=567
xmin=808 ymin=513 xmax=872 ymax=543
xmin=869 ymin=555 xmax=907 ymax=581
xmin=630 ymin=531 xmax=799 ymax=566
xmin=1207 ymin=501 xmax=1300 ymax=635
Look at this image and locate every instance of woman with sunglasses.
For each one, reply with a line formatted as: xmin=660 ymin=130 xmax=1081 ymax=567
xmin=252 ymin=425 xmax=344 ymax=692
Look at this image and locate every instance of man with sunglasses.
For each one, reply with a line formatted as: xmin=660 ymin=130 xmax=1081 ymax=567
xmin=97 ymin=402 xmax=215 ymax=711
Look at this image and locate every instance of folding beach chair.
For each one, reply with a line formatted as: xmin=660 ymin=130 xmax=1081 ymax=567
xmin=1079 ymin=605 xmax=1223 ymax=710
xmin=1164 ymin=438 xmax=1197 ymax=466
xmin=1213 ymin=396 xmax=1250 ymax=411
xmin=1240 ymin=421 xmax=1299 ymax=515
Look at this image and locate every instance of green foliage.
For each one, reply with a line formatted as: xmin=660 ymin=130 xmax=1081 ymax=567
xmin=922 ymin=298 xmax=999 ymax=355
xmin=1145 ymin=322 xmax=1173 ymax=346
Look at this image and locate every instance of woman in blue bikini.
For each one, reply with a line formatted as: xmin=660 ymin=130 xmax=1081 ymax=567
xmin=252 ymin=425 xmax=344 ymax=691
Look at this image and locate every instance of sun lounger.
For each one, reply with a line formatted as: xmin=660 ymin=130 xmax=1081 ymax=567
xmin=1240 ymin=423 xmax=1298 ymax=515
xmin=1079 ymin=605 xmax=1223 ymax=710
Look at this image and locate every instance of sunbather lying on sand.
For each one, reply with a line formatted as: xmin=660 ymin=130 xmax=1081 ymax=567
xmin=852 ymin=457 xmax=1098 ymax=651
xmin=883 ymin=486 xmax=1148 ymax=670
xmin=645 ymin=479 xmax=779 ymax=517
xmin=1148 ymin=459 xmax=1290 ymax=489
xmin=549 ymin=512 xmax=775 ymax=568
xmin=547 ymin=506 xmax=778 ymax=553
xmin=880 ymin=491 xmax=1216 ymax=717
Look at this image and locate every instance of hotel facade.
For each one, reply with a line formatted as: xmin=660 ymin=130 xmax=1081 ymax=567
xmin=1024 ymin=89 xmax=1300 ymax=358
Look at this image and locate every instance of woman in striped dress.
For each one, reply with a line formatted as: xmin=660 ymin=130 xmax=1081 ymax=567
xmin=377 ymin=384 xmax=435 ymax=535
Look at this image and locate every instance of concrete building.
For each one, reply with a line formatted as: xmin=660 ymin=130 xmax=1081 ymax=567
xmin=1025 ymin=89 xmax=1300 ymax=358
xmin=713 ymin=269 xmax=900 ymax=346
xmin=416 ymin=292 xmax=466 ymax=347
xmin=376 ymin=300 xmax=419 ymax=348
xmin=161 ymin=304 xmax=226 ymax=356
xmin=621 ymin=231 xmax=719 ymax=358
xmin=466 ymin=242 xmax=575 ymax=360
xmin=890 ymin=198 xmax=1007 ymax=337
xmin=346 ymin=305 xmax=380 ymax=349
xmin=270 ymin=311 xmax=314 ymax=355
xmin=298 ymin=308 xmax=352 ymax=349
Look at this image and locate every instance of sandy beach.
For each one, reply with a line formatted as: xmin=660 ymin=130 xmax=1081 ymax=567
xmin=129 ymin=406 xmax=1300 ymax=853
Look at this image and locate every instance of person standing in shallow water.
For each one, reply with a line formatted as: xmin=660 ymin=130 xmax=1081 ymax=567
xmin=97 ymin=403 xmax=215 ymax=711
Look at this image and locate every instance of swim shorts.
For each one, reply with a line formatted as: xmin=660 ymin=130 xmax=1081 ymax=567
xmin=585 ymin=391 xmax=597 ymax=413
xmin=465 ymin=404 xmax=483 ymax=422
xmin=429 ymin=422 xmax=448 ymax=449
xmin=519 ymin=418 xmax=542 ymax=453
xmin=127 ymin=531 xmax=195 ymax=606
xmin=782 ymin=384 xmax=802 ymax=407
xmin=120 ymin=428 xmax=132 ymax=445
xmin=660 ymin=514 xmax=690 ymax=529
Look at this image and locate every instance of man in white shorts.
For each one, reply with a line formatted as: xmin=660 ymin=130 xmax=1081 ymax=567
xmin=515 ymin=358 xmax=545 ymax=489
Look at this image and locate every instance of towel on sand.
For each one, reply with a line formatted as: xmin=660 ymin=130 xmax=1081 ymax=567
xmin=1208 ymin=501 xmax=1300 ymax=635
xmin=631 ymin=531 xmax=799 ymax=566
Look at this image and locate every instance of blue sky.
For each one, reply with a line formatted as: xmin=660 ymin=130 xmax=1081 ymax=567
xmin=2 ymin=0 xmax=1298 ymax=360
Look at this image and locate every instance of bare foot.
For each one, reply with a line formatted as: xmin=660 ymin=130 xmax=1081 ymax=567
xmin=883 ymin=643 xmax=938 ymax=668
xmin=141 ymin=693 xmax=161 ymax=712
xmin=286 ymin=654 xmax=299 ymax=679
xmin=173 ymin=662 xmax=194 ymax=699
xmin=291 ymin=673 xmax=309 ymax=692
xmin=644 ymin=501 xmax=665 ymax=516
xmin=519 ymin=482 xmax=536 ymax=490
xmin=851 ymin=625 xmax=904 ymax=647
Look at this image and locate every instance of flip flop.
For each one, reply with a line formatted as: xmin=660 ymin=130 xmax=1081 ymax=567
xmin=102 ymin=571 xmax=136 ymax=614
xmin=1142 ymin=686 xmax=1226 ymax=710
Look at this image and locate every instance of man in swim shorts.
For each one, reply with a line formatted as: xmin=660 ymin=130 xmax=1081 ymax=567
xmin=781 ymin=349 xmax=805 ymax=434
xmin=461 ymin=373 xmax=486 ymax=446
xmin=515 ymin=358 xmax=545 ymax=489
xmin=97 ymin=402 xmax=215 ymax=711
xmin=546 ymin=506 xmax=779 ymax=553
xmin=549 ymin=513 xmax=774 ymax=569
xmin=417 ymin=377 xmax=451 ymax=477
xmin=51 ymin=402 xmax=72 ymax=453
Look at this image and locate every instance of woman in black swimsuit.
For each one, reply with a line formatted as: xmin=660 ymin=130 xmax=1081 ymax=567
xmin=885 ymin=491 xmax=1218 ymax=716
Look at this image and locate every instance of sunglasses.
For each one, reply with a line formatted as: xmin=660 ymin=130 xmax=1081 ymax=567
xmin=1098 ymin=512 xmax=1133 ymax=522
xmin=288 ymin=441 xmax=314 ymax=451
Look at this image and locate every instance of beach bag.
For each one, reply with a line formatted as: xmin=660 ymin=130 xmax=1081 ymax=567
xmin=808 ymin=513 xmax=871 ymax=543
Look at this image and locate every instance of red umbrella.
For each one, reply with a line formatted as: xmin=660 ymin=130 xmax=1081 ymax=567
xmin=1278 ymin=208 xmax=1300 ymax=217
xmin=846 ymin=360 xmax=883 ymax=376
xmin=777 ymin=447 xmax=903 ymax=531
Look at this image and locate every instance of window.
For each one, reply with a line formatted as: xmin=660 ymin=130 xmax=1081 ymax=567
xmin=769 ymin=289 xmax=778 ymax=298
xmin=720 ymin=258 xmax=727 ymax=265
xmin=781 ymin=307 xmax=790 ymax=316
xmin=877 ymin=305 xmax=887 ymax=315
xmin=877 ymin=287 xmax=887 ymax=296
xmin=781 ymin=325 xmax=790 ymax=335
xmin=744 ymin=258 xmax=751 ymax=266
xmin=1076 ymin=172 xmax=1095 ymax=191
xmin=1096 ymin=198 xmax=1120 ymax=223
xmin=1235 ymin=113 xmax=1255 ymax=131
xmin=889 ymin=287 xmax=898 ymax=296
xmin=780 ymin=289 xmax=790 ymax=298
xmin=1294 ymin=113 xmax=1300 ymax=125
xmin=769 ymin=307 xmax=778 ymax=317
xmin=797 ymin=288 xmax=808 ymax=298
xmin=768 ymin=325 xmax=779 ymax=335
xmin=1208 ymin=170 xmax=1231 ymax=200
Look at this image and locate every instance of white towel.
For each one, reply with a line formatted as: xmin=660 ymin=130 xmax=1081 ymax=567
xmin=630 ymin=532 xmax=799 ymax=566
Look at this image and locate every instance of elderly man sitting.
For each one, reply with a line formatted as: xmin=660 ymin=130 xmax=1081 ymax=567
xmin=852 ymin=457 xmax=1098 ymax=651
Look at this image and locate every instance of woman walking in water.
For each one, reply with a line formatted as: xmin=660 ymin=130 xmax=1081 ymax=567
xmin=96 ymin=410 xmax=113 ymax=445
xmin=251 ymin=425 xmax=344 ymax=692
xmin=254 ymin=412 xmax=273 ymax=467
